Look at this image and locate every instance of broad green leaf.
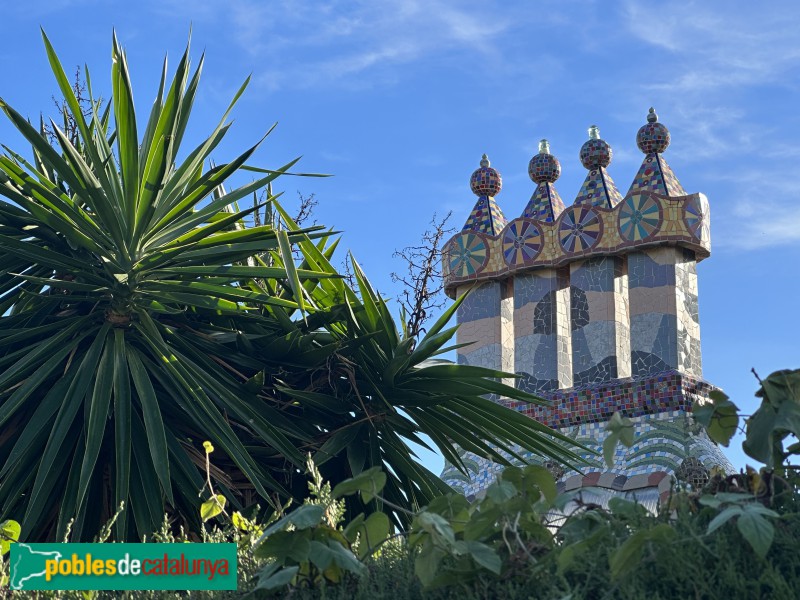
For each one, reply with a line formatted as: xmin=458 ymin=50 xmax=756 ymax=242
xmin=694 ymin=390 xmax=739 ymax=447
xmin=255 ymin=565 xmax=298 ymax=591
xmin=257 ymin=504 xmax=326 ymax=543
xmin=608 ymin=497 xmax=648 ymax=520
xmin=343 ymin=513 xmax=366 ymax=544
xmin=607 ymin=411 xmax=635 ymax=446
xmin=200 ymin=495 xmax=226 ymax=521
xmin=502 ymin=465 xmax=557 ymax=504
xmin=354 ymin=512 xmax=390 ymax=558
xmin=254 ymin=530 xmax=311 ymax=562
xmin=332 ymin=467 xmax=387 ymax=503
xmin=316 ymin=540 xmax=365 ymax=575
xmin=465 ymin=540 xmax=501 ymax=575
xmin=707 ymin=505 xmax=744 ymax=535
xmin=414 ymin=542 xmax=447 ymax=588
xmin=736 ymin=511 xmax=774 ymax=558
xmin=485 ymin=480 xmax=517 ymax=504
xmin=413 ymin=512 xmax=456 ymax=547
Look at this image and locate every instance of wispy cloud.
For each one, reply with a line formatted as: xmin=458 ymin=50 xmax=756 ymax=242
xmin=711 ymin=172 xmax=800 ymax=250
xmin=720 ymin=207 xmax=800 ymax=250
xmin=157 ymin=0 xmax=516 ymax=91
xmin=621 ymin=2 xmax=800 ymax=149
xmin=624 ymin=1 xmax=800 ymax=93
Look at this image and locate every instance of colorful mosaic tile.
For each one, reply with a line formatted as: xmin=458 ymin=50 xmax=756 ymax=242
xmin=637 ymin=122 xmax=670 ymax=154
xmin=580 ymin=137 xmax=613 ymax=169
xmin=618 ymin=193 xmax=662 ymax=241
xmin=462 ymin=195 xmax=507 ymax=235
xmin=528 ymin=143 xmax=561 ymax=183
xmin=559 ymin=205 xmax=602 ymax=253
xmin=574 ymin=167 xmax=623 ymax=208
xmin=502 ymin=370 xmax=706 ymax=428
xmin=636 ymin=108 xmax=671 ymax=154
xmin=502 ymin=220 xmax=543 ymax=266
xmin=469 ymin=155 xmax=502 ymax=197
xmin=442 ymin=405 xmax=734 ymax=499
xmin=522 ymin=183 xmax=566 ymax=222
xmin=447 ymin=233 xmax=489 ymax=278
xmin=625 ymin=154 xmax=687 ymax=198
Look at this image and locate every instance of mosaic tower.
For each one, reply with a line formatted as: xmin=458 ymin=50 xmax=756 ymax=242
xmin=442 ymin=109 xmax=732 ymax=504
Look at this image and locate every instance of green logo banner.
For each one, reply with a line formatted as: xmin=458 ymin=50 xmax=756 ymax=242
xmin=9 ymin=543 xmax=237 ymax=591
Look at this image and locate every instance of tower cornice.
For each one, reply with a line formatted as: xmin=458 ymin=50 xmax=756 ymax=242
xmin=443 ymin=191 xmax=710 ymax=297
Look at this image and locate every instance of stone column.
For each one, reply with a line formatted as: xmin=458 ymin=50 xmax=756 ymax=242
xmin=570 ymin=256 xmax=631 ymax=386
xmin=456 ymin=281 xmax=514 ymax=385
xmin=513 ymin=269 xmax=572 ymax=393
xmin=628 ymin=247 xmax=702 ymax=378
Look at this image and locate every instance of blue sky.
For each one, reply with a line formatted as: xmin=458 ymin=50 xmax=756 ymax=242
xmin=0 ymin=1 xmax=797 ymax=474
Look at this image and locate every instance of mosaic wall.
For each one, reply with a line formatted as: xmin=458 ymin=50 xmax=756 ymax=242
xmin=629 ymin=247 xmax=702 ymax=379
xmin=569 ymin=257 xmax=631 ymax=386
xmin=513 ymin=270 xmax=572 ymax=392
xmin=501 ymin=369 xmax=711 ymax=428
xmin=455 ymin=281 xmax=514 ymax=384
xmin=441 ymin=401 xmax=734 ymax=499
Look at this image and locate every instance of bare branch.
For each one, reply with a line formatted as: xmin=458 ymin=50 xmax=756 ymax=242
xmin=43 ymin=65 xmax=98 ymax=145
xmin=340 ymin=256 xmax=358 ymax=290
xmin=294 ymin=191 xmax=318 ymax=227
xmin=391 ymin=211 xmax=456 ymax=339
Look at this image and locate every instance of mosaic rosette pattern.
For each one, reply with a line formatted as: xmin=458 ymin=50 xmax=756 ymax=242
xmin=683 ymin=195 xmax=709 ymax=242
xmin=502 ymin=219 xmax=543 ymax=266
xmin=447 ymin=233 xmax=489 ymax=277
xmin=618 ymin=193 xmax=662 ymax=242
xmin=559 ymin=205 xmax=602 ymax=253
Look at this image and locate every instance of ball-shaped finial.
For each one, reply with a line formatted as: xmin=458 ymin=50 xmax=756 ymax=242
xmin=579 ymin=125 xmax=612 ymax=169
xmin=470 ymin=153 xmax=502 ymax=196
xmin=637 ymin=107 xmax=670 ymax=153
xmin=528 ymin=139 xmax=561 ymax=183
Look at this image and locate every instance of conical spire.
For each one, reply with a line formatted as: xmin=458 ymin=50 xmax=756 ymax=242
xmin=574 ymin=125 xmax=623 ymax=208
xmin=462 ymin=154 xmax=507 ymax=234
xmin=625 ymin=108 xmax=686 ymax=198
xmin=522 ymin=139 xmax=566 ymax=222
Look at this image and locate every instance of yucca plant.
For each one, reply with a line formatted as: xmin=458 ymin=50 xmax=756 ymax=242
xmin=0 ymin=31 xmax=333 ymax=541
xmin=0 ymin=31 xmax=582 ymax=542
